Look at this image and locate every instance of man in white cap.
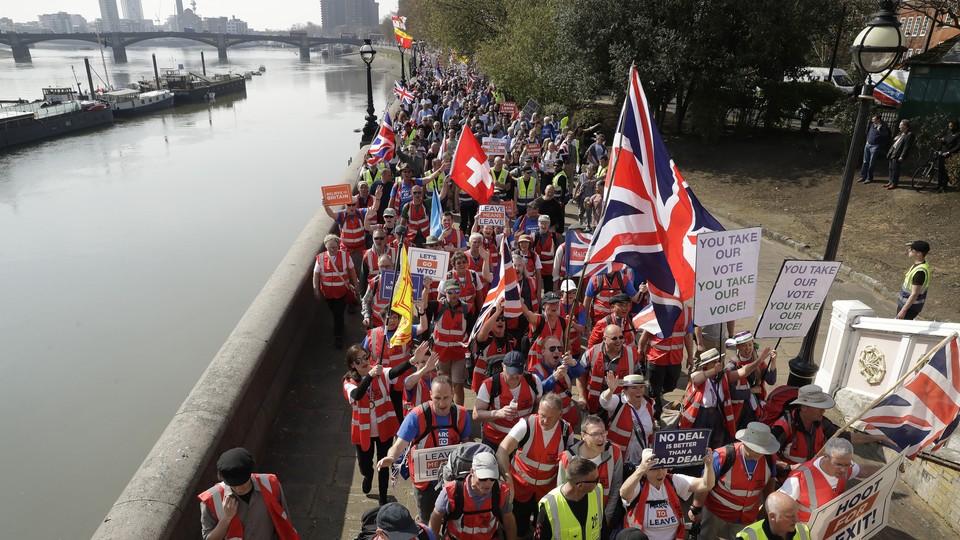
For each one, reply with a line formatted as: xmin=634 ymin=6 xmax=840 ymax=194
xmin=689 ymin=422 xmax=780 ymax=540
xmin=770 ymin=384 xmax=890 ymax=474
xmin=680 ymin=347 xmax=769 ymax=449
xmin=724 ymin=331 xmax=778 ymax=429
xmin=735 ymin=492 xmax=810 ymax=540
xmin=430 ymin=452 xmax=516 ymax=540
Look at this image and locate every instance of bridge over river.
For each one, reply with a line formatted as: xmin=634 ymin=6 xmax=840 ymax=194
xmin=0 ymin=31 xmax=364 ymax=63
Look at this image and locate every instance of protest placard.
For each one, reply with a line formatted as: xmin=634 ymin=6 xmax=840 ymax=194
xmin=526 ymin=142 xmax=541 ymax=158
xmin=694 ymin=227 xmax=762 ymax=326
xmin=482 ymin=137 xmax=508 ymax=156
xmin=321 ymin=183 xmax=354 ymax=206
xmin=754 ymin=260 xmax=842 ymax=338
xmin=521 ymin=98 xmax=540 ymax=119
xmin=652 ymin=429 xmax=711 ymax=469
xmin=411 ymin=444 xmax=459 ymax=483
xmin=500 ymin=101 xmax=518 ymax=119
xmin=477 ymin=205 xmax=507 ymax=227
xmin=378 ymin=270 xmax=424 ymax=302
xmin=408 ymin=247 xmax=450 ymax=280
xmin=808 ymin=453 xmax=904 ymax=540
xmin=564 ymin=229 xmax=593 ymax=276
xmin=503 ymin=200 xmax=516 ymax=218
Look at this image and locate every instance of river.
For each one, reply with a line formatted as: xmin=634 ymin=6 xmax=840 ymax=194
xmin=0 ymin=44 xmax=396 ymax=539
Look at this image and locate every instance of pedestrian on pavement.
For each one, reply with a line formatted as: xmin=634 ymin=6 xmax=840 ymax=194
xmin=198 ymin=447 xmax=300 ymax=540
xmin=859 ymin=114 xmax=890 ymax=184
xmin=533 ymin=457 xmax=603 ymax=540
xmin=884 ymin=119 xmax=914 ymax=189
xmin=937 ymin=119 xmax=960 ymax=193
xmin=313 ymin=234 xmax=360 ymax=348
xmin=735 ymin=492 xmax=810 ymax=540
xmin=897 ymin=240 xmax=931 ymax=320
xmin=430 ymin=452 xmax=517 ymax=540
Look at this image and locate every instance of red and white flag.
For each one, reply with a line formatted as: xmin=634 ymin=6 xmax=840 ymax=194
xmin=449 ymin=128 xmax=495 ymax=204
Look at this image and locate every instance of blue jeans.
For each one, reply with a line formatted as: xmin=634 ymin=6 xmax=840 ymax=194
xmin=861 ymin=143 xmax=880 ymax=181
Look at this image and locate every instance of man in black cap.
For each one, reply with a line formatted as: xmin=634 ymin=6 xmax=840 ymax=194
xmin=199 ymin=447 xmax=300 ymax=540
xmin=897 ymin=240 xmax=931 ymax=320
xmin=376 ymin=502 xmax=433 ymax=540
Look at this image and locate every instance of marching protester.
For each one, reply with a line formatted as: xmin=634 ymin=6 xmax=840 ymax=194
xmin=364 ymin=296 xmax=430 ymax=418
xmin=314 ymin=233 xmax=361 ymax=349
xmin=735 ymin=492 xmax=810 ymax=540
xmin=532 ymin=215 xmax=560 ymax=292
xmin=470 ymin=300 xmax=517 ymax=393
xmin=558 ymin=279 xmax=587 ymax=357
xmin=638 ymin=306 xmax=695 ymax=422
xmin=474 ymin=351 xmax=543 ymax=450
xmin=360 ymin=225 xmax=395 ymax=295
xmin=533 ymin=457 xmax=603 ymax=540
xmin=724 ymin=331 xmax=777 ymax=429
xmin=588 ymin=292 xmax=638 ymax=348
xmin=433 ymin=278 xmax=470 ymax=406
xmin=529 ymin=336 xmax=584 ymax=427
xmin=558 ymin=415 xmax=625 ymax=537
xmin=579 ymin=324 xmax=644 ymax=414
xmin=599 ymin=373 xmax=655 ymax=464
xmin=361 ymin=253 xmax=394 ymax=330
xmin=620 ymin=447 xmax=716 ymax=540
xmin=430 ymin=453 xmax=517 ymax=540
xmin=199 ymin=447 xmax=300 ymax=540
xmin=324 ymin=189 xmax=379 ymax=264
xmin=518 ymin=291 xmax=566 ymax=363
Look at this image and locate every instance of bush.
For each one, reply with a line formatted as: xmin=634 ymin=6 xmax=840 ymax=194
xmin=571 ymin=108 xmax=603 ymax=132
xmin=542 ymin=102 xmax=567 ymax=122
xmin=761 ymin=81 xmax=844 ymax=132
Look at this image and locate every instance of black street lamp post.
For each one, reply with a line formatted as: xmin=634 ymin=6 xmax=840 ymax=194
xmin=360 ymin=39 xmax=378 ymax=147
xmin=791 ymin=0 xmax=906 ymax=385
xmin=398 ymin=45 xmax=407 ymax=86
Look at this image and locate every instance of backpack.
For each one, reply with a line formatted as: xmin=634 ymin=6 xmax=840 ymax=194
xmin=483 ymin=354 xmax=507 ymax=380
xmin=758 ymin=385 xmax=799 ymax=426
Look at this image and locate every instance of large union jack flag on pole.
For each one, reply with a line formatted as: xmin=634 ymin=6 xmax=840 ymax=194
xmin=367 ymin=110 xmax=395 ymax=165
xmin=465 ymin=235 xmax=522 ymax=345
xmin=582 ymin=66 xmax=723 ymax=334
xmin=861 ymin=337 xmax=960 ymax=459
xmin=394 ymin=81 xmax=415 ymax=105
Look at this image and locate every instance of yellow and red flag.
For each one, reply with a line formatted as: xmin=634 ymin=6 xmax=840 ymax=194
xmin=389 ymin=245 xmax=414 ymax=347
xmin=392 ymin=16 xmax=413 ymax=49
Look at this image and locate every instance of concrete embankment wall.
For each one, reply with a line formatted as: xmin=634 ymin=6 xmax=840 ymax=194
xmin=92 ymin=147 xmax=368 ymax=539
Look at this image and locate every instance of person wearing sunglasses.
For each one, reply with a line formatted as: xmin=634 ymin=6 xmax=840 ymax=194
xmin=534 ymin=457 xmax=603 ymax=540
xmin=578 ymin=325 xmax=643 ymax=415
xmin=360 ymin=225 xmax=396 ymax=295
xmin=343 ymin=343 xmax=419 ymax=506
xmin=470 ymin=299 xmax=516 ymax=394
xmin=600 ymin=373 xmax=655 ymax=467
xmin=558 ymin=415 xmax=625 ymax=539
xmin=529 ymin=336 xmax=583 ymax=427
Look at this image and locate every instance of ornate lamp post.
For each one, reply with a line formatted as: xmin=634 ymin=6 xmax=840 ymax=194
xmin=398 ymin=43 xmax=407 ymax=86
xmin=360 ymin=39 xmax=378 ymax=147
xmin=791 ymin=0 xmax=905 ymax=383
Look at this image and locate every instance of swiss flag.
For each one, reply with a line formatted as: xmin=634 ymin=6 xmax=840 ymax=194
xmin=449 ymin=128 xmax=494 ymax=204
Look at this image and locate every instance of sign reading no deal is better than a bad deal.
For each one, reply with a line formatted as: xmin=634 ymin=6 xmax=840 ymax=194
xmin=408 ymin=247 xmax=450 ymax=280
xmin=476 ymin=205 xmax=506 ymax=227
xmin=321 ymin=183 xmax=354 ymax=206
xmin=411 ymin=444 xmax=459 ymax=483
xmin=652 ymin=429 xmax=711 ymax=469
xmin=694 ymin=227 xmax=762 ymax=326
xmin=754 ymin=260 xmax=841 ymax=338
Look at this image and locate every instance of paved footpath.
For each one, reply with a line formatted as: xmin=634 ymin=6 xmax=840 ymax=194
xmin=258 ymin=202 xmax=955 ymax=539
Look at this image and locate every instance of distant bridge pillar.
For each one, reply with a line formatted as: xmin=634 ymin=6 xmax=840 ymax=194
xmin=299 ymin=45 xmax=311 ymax=61
xmin=12 ymin=44 xmax=32 ymax=63
xmin=217 ymin=34 xmax=228 ymax=61
xmin=112 ymin=45 xmax=128 ymax=63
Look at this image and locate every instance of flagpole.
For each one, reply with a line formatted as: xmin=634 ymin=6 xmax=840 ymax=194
xmin=563 ymin=83 xmax=630 ymax=352
xmin=816 ymin=331 xmax=959 ymax=457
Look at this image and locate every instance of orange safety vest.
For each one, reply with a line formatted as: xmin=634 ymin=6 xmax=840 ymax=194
xmin=679 ymin=374 xmax=736 ymax=439
xmin=433 ymin=300 xmax=468 ymax=361
xmin=705 ymin=443 xmax=774 ymax=524
xmin=510 ymin=415 xmax=570 ymax=501
xmin=533 ymin=231 xmax=558 ymax=275
xmin=443 ymin=478 xmax=511 ymax=540
xmin=446 ymin=269 xmax=481 ymax=315
xmin=559 ymin=441 xmax=623 ymax=507
xmin=585 ymin=344 xmax=641 ymax=413
xmin=403 ymin=202 xmax=431 ymax=238
xmin=517 ymin=250 xmax=539 ymax=277
xmin=483 ymin=237 xmax=501 ymax=270
xmin=606 ymin=395 xmax=655 ymax=451
xmin=525 ymin=314 xmax=566 ymax=369
xmin=356 ymin=193 xmax=375 ymax=208
xmin=366 ymin=275 xmax=390 ymax=328
xmin=622 ymin=475 xmax=685 ymax=539
xmin=343 ymin=374 xmax=400 ymax=450
xmin=480 ymin=373 xmax=538 ymax=447
xmin=407 ymin=402 xmax=469 ymax=490
xmin=470 ymin=334 xmax=514 ymax=394
xmin=336 ymin=208 xmax=368 ymax=251
xmin=362 ymin=245 xmax=396 ymax=279
xmin=403 ymin=376 xmax=431 ymax=415
xmin=589 ymin=271 xmax=625 ymax=321
xmin=790 ymin=458 xmax=851 ymax=522
xmin=441 ymin=228 xmax=465 ymax=252
xmin=531 ymin=361 xmax=577 ymax=426
xmin=367 ymin=325 xmax=412 ymax=392
xmin=646 ymin=308 xmax=690 ymax=366
xmin=560 ymin=302 xmax=585 ymax=357
xmin=773 ymin=411 xmax=826 ymax=465
xmin=198 ymin=474 xmax=300 ymax=540
xmin=316 ymin=250 xmax=351 ymax=299
xmin=587 ymin=314 xmax=637 ymax=349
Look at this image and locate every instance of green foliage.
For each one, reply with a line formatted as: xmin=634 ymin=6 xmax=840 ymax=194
xmin=542 ymin=103 xmax=567 ymax=120
xmin=571 ymin=108 xmax=603 ymax=131
xmin=757 ymin=81 xmax=845 ymax=132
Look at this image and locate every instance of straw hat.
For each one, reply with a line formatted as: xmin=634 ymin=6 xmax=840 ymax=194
xmin=696 ymin=348 xmax=722 ymax=369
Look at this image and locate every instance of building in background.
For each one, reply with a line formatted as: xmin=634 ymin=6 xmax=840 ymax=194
xmin=320 ymin=0 xmax=379 ymax=34
xmin=121 ymin=0 xmax=144 ymax=22
xmin=98 ymin=0 xmax=121 ymax=32
xmin=898 ymin=7 xmax=960 ymax=60
xmin=38 ymin=12 xmax=74 ymax=33
xmin=226 ymin=16 xmax=249 ymax=34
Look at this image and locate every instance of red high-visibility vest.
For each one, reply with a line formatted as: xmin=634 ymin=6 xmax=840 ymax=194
xmin=403 ymin=202 xmax=430 ymax=238
xmin=443 ymin=477 xmax=511 ymax=540
xmin=606 ymin=396 xmax=655 ymax=451
xmin=588 ymin=314 xmax=637 ymax=349
xmin=679 ymin=374 xmax=736 ymax=440
xmin=366 ymin=275 xmax=389 ymax=328
xmin=480 ymin=373 xmax=538 ymax=447
xmin=773 ymin=411 xmax=826 ymax=465
xmin=403 ymin=376 xmax=431 ymax=415
xmin=525 ymin=314 xmax=566 ymax=369
xmin=585 ymin=344 xmax=641 ymax=413
xmin=336 ymin=208 xmax=367 ymax=252
xmin=407 ymin=403 xmax=469 ymax=490
xmin=433 ymin=300 xmax=468 ymax=361
xmin=589 ymin=271 xmax=625 ymax=321
xmin=482 ymin=237 xmax=500 ymax=270
xmin=559 ymin=442 xmax=623 ymax=507
xmin=446 ymin=269 xmax=481 ymax=314
xmin=343 ymin=374 xmax=399 ymax=451
xmin=198 ymin=473 xmax=300 ymax=540
xmin=705 ymin=443 xmax=774 ymax=524
xmin=470 ymin=334 xmax=514 ymax=394
xmin=367 ymin=325 xmax=412 ymax=392
xmin=531 ymin=361 xmax=576 ymax=426
xmin=622 ymin=475 xmax=685 ymax=539
xmin=790 ymin=458 xmax=851 ymax=522
xmin=646 ymin=308 xmax=690 ymax=367
xmin=533 ymin=231 xmax=558 ymax=275
xmin=510 ymin=415 xmax=570 ymax=502
xmin=441 ymin=228 xmax=465 ymax=252
xmin=559 ymin=302 xmax=584 ymax=357
xmin=316 ymin=250 xmax=350 ymax=299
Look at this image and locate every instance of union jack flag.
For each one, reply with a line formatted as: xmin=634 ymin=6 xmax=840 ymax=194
xmin=583 ymin=66 xmax=723 ymax=335
xmin=861 ymin=337 xmax=960 ymax=459
xmin=394 ymin=81 xmax=414 ymax=105
xmin=465 ymin=235 xmax=522 ymax=346
xmin=563 ymin=229 xmax=593 ymax=277
xmin=367 ymin=110 xmax=395 ymax=165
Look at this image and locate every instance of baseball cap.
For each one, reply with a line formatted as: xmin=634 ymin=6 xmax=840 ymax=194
xmin=376 ymin=502 xmax=420 ymax=540
xmin=383 ymin=208 xmax=397 ymax=218
xmin=217 ymin=447 xmax=254 ymax=487
xmin=538 ymin=215 xmax=551 ymax=222
xmin=908 ymin=240 xmax=930 ymax=254
xmin=503 ymin=351 xmax=526 ymax=375
xmin=542 ymin=291 xmax=561 ymax=304
xmin=472 ymin=452 xmax=499 ymax=480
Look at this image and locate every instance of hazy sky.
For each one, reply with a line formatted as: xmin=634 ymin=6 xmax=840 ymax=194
xmin=3 ymin=1 xmax=400 ymax=30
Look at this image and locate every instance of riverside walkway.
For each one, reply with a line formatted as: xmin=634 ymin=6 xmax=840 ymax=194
xmin=257 ymin=203 xmax=957 ymax=539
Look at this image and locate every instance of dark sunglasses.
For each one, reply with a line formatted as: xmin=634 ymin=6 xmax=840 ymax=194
xmin=546 ymin=346 xmax=561 ymax=352
xmin=607 ymin=335 xmax=624 ymax=341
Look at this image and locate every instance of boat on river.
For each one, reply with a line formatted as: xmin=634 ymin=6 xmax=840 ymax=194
xmin=99 ymin=88 xmax=175 ymax=117
xmin=0 ymin=87 xmax=113 ymax=150
xmin=161 ymin=70 xmax=246 ymax=103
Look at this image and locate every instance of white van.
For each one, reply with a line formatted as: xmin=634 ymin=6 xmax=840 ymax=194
xmin=790 ymin=67 xmax=856 ymax=95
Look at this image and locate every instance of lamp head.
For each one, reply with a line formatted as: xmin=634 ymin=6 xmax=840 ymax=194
xmin=850 ymin=1 xmax=905 ymax=74
xmin=360 ymin=39 xmax=376 ymax=65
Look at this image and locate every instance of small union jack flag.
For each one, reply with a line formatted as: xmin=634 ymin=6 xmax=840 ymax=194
xmin=393 ymin=81 xmax=414 ymax=105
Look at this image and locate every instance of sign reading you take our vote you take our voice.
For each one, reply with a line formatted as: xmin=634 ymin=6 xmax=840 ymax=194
xmin=694 ymin=227 xmax=762 ymax=326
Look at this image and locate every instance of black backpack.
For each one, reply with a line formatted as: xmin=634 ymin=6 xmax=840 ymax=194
xmin=435 ymin=442 xmax=503 ymax=532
